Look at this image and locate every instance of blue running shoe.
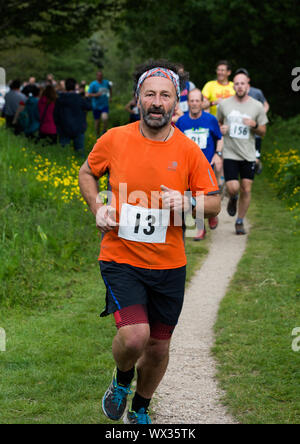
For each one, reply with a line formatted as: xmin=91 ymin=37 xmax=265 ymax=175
xmin=102 ymin=370 xmax=132 ymax=420
xmin=123 ymin=408 xmax=152 ymax=424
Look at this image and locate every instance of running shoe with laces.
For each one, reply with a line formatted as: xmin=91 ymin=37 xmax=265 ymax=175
xmin=227 ymin=196 xmax=238 ymax=217
xmin=235 ymin=221 xmax=246 ymax=235
xmin=194 ymin=227 xmax=206 ymax=241
xmin=208 ymin=216 xmax=218 ymax=230
xmin=102 ymin=370 xmax=132 ymax=420
xmin=123 ymin=408 xmax=152 ymax=424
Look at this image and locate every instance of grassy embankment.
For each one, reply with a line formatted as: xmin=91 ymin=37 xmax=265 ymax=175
xmin=213 ymin=116 xmax=300 ymax=424
xmin=0 ymin=120 xmax=208 ymax=424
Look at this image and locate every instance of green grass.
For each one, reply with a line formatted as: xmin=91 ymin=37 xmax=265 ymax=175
xmin=0 ymin=126 xmax=208 ymax=424
xmin=213 ymin=175 xmax=300 ymax=424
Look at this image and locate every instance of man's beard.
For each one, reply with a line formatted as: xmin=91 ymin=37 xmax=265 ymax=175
xmin=236 ymin=90 xmax=247 ymax=99
xmin=140 ymin=101 xmax=177 ymax=129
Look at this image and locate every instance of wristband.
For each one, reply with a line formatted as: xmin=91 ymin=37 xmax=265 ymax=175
xmin=190 ymin=196 xmax=197 ymax=208
xmin=216 ymin=151 xmax=223 ymax=157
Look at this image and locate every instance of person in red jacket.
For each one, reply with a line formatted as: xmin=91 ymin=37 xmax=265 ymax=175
xmin=38 ymin=85 xmax=57 ymax=144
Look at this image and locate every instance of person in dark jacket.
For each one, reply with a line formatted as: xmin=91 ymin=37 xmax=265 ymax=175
xmin=54 ymin=78 xmax=92 ymax=157
xmin=13 ymin=84 xmax=40 ymax=138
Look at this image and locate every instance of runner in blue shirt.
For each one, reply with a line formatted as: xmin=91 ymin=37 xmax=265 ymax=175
xmin=177 ymin=88 xmax=223 ymax=240
xmin=88 ymin=70 xmax=112 ymax=137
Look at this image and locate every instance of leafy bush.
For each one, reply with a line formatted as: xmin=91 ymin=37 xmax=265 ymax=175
xmin=0 ymin=129 xmax=105 ymax=307
xmin=263 ymin=116 xmax=300 ymax=220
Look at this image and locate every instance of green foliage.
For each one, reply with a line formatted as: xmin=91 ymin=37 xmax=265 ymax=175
xmin=262 ymin=116 xmax=300 ymax=222
xmin=213 ymin=176 xmax=300 ymax=424
xmin=0 ymin=129 xmax=100 ymax=307
xmin=114 ymin=0 xmax=300 ymax=117
xmin=0 ymin=37 xmax=98 ymax=83
xmin=0 ymin=0 xmax=121 ymax=50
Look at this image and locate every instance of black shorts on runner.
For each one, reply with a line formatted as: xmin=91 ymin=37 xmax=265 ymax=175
xmin=223 ymin=159 xmax=256 ymax=181
xmin=99 ymin=261 xmax=186 ymax=335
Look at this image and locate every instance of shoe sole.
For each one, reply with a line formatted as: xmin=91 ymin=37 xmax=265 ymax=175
xmin=227 ymin=208 xmax=237 ymax=217
xmin=123 ymin=412 xmax=130 ymax=424
xmin=227 ymin=198 xmax=237 ymax=217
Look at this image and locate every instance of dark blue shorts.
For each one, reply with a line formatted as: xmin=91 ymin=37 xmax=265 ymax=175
xmin=93 ymin=107 xmax=109 ymax=120
xmin=99 ymin=261 xmax=186 ymax=327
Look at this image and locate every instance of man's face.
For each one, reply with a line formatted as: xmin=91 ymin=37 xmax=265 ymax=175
xmin=97 ymin=71 xmax=103 ymax=82
xmin=188 ymin=90 xmax=202 ymax=116
xmin=138 ymin=76 xmax=177 ymax=129
xmin=234 ymin=74 xmax=249 ymax=98
xmin=216 ymin=64 xmax=231 ymax=83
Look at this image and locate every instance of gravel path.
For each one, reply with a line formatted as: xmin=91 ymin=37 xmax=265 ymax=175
xmin=153 ymin=199 xmax=248 ymax=424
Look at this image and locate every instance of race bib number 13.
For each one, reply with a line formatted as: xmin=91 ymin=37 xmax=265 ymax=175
xmin=118 ymin=204 xmax=170 ymax=243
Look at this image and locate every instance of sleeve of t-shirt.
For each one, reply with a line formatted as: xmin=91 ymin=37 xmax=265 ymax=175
xmin=176 ymin=116 xmax=184 ymax=132
xmin=189 ymin=81 xmax=196 ymax=91
xmin=256 ymin=102 xmax=269 ymax=126
xmin=210 ymin=115 xmax=222 ymax=140
xmin=88 ymin=82 xmax=96 ymax=94
xmin=216 ymin=102 xmax=224 ymax=122
xmin=202 ymin=81 xmax=211 ymax=100
xmin=87 ymin=132 xmax=111 ymax=178
xmin=256 ymin=89 xmax=266 ymax=103
xmin=188 ymin=145 xmax=220 ymax=196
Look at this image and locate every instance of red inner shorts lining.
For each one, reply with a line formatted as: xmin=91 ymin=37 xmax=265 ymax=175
xmin=113 ymin=304 xmax=175 ymax=340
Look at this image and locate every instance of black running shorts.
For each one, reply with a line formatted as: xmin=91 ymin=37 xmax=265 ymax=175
xmin=99 ymin=261 xmax=186 ymax=328
xmin=223 ymin=158 xmax=256 ymax=181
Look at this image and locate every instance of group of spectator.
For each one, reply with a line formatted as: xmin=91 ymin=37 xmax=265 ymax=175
xmin=1 ymin=73 xmax=96 ymax=157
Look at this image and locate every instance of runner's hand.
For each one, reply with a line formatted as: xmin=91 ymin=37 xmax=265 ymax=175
xmin=211 ymin=154 xmax=223 ymax=173
xmin=242 ymin=118 xmax=256 ymax=127
xmin=160 ymin=185 xmax=190 ymax=213
xmin=96 ymin=205 xmax=119 ymax=233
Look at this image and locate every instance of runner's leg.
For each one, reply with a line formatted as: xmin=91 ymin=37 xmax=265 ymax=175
xmin=237 ymin=178 xmax=253 ymax=219
xmin=136 ymin=337 xmax=171 ymax=399
xmin=94 ymin=118 xmax=100 ymax=137
xmin=226 ymin=179 xmax=240 ymax=197
xmin=112 ymin=323 xmax=150 ymax=372
xmin=101 ymin=112 xmax=109 ymax=133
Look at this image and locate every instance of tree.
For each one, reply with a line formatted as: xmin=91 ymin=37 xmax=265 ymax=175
xmin=0 ymin=0 xmax=121 ymax=50
xmin=113 ymin=0 xmax=300 ymax=117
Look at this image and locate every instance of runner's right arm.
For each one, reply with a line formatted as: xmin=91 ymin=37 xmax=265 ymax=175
xmin=79 ymin=160 xmax=118 ymax=232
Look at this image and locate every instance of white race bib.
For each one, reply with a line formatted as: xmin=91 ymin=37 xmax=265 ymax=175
xmin=180 ymin=101 xmax=189 ymax=113
xmin=230 ymin=122 xmax=250 ymax=139
xmin=118 ymin=204 xmax=170 ymax=244
xmin=184 ymin=128 xmax=209 ymax=149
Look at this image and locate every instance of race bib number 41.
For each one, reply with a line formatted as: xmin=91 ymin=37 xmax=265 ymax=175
xmin=184 ymin=128 xmax=209 ymax=149
xmin=118 ymin=204 xmax=170 ymax=243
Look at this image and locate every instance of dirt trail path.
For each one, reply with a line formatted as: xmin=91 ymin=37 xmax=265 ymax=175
xmin=153 ymin=199 xmax=248 ymax=424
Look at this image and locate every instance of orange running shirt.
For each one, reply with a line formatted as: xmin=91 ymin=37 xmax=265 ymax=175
xmin=88 ymin=121 xmax=219 ymax=269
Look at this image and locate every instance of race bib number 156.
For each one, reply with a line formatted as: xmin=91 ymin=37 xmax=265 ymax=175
xmin=230 ymin=122 xmax=250 ymax=139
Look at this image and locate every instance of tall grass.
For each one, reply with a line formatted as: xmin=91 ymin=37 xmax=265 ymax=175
xmin=0 ymin=128 xmax=102 ymax=307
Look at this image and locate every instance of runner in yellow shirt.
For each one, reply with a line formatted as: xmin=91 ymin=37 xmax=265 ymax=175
xmin=202 ymin=60 xmax=235 ymax=117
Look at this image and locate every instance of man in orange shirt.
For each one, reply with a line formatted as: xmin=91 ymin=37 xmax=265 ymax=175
xmin=79 ymin=60 xmax=220 ymax=424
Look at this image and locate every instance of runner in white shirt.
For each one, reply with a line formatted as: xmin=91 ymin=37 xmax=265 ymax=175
xmin=217 ymin=73 xmax=268 ymax=235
